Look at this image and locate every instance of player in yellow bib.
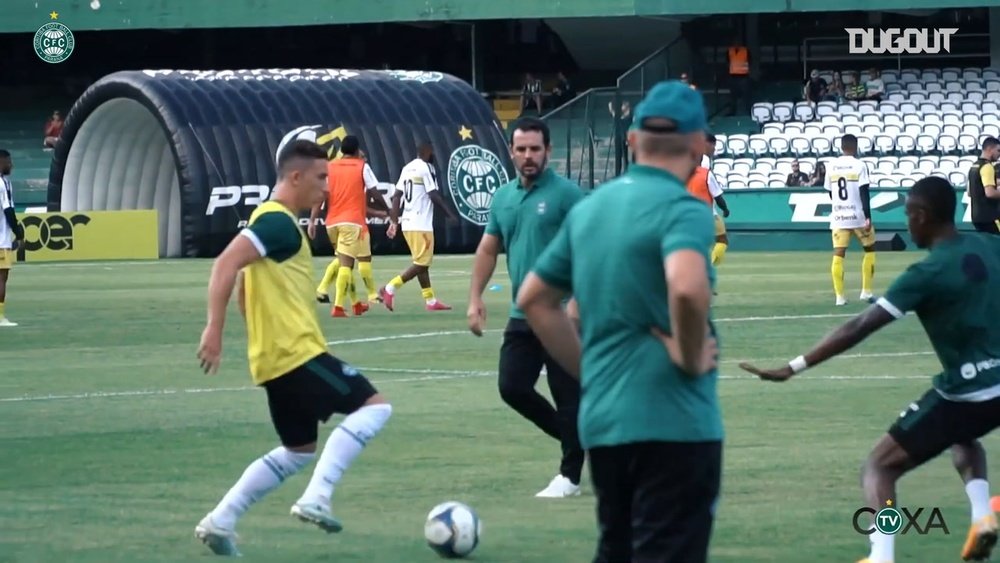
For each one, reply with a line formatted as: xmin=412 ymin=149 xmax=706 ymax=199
xmin=194 ymin=140 xmax=393 ymax=557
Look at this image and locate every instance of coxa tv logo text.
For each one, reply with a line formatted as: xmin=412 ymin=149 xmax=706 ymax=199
xmin=846 ymin=28 xmax=958 ymax=54
xmin=852 ymin=501 xmax=950 ymax=536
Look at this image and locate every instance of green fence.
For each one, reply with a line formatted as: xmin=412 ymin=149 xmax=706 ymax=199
xmin=543 ymin=87 xmax=619 ymax=190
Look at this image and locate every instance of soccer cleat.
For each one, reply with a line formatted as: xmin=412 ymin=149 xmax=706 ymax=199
xmin=378 ymin=287 xmax=394 ymax=312
xmin=856 ymin=559 xmax=892 ymax=563
xmin=291 ymin=501 xmax=343 ymax=534
xmin=535 ymin=475 xmax=581 ymax=498
xmin=352 ymin=302 xmax=368 ymax=316
xmin=961 ymin=514 xmax=998 ymax=561
xmin=331 ymin=306 xmax=348 ymax=318
xmin=425 ymin=301 xmax=452 ymax=311
xmin=859 ymin=291 xmax=875 ymax=303
xmin=316 ymin=293 xmax=330 ymax=304
xmin=0 ymin=317 xmax=17 ymax=327
xmin=836 ymin=295 xmax=848 ymax=306
xmin=195 ymin=514 xmax=242 ymax=557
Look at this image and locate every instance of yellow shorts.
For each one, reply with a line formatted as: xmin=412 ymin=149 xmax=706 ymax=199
xmin=832 ymin=226 xmax=876 ymax=249
xmin=403 ymin=230 xmax=434 ymax=266
xmin=0 ymin=248 xmax=13 ymax=269
xmin=714 ymin=215 xmax=726 ymax=237
xmin=327 ymin=224 xmax=363 ymax=258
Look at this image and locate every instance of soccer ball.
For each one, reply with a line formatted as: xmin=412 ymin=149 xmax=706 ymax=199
xmin=424 ymin=501 xmax=482 ymax=559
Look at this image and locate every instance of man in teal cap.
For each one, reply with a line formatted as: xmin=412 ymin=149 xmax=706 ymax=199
xmin=517 ymin=80 xmax=723 ymax=563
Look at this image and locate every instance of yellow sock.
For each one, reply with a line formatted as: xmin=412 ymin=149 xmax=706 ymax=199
xmin=359 ymin=261 xmax=377 ymax=301
xmin=348 ymin=273 xmax=358 ymax=305
xmin=317 ymin=260 xmax=338 ymax=296
xmin=711 ymin=242 xmax=728 ymax=266
xmin=862 ymin=252 xmax=876 ymax=293
xmin=832 ymin=255 xmax=845 ymax=297
xmin=421 ymin=287 xmax=435 ymax=303
xmin=0 ymin=302 xmax=5 ymax=317
xmin=334 ymin=266 xmax=353 ymax=308
xmin=387 ymin=275 xmax=405 ymax=294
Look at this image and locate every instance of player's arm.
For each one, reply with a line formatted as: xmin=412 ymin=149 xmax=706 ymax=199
xmin=982 ymin=163 xmax=999 ymax=199
xmin=424 ymin=169 xmax=459 ymax=221
xmin=708 ymin=171 xmax=729 ymax=216
xmin=859 ymin=164 xmax=872 ymax=223
xmin=468 ymin=196 xmax=505 ymax=335
xmin=363 ymin=163 xmax=390 ymax=212
xmin=0 ymin=185 xmax=23 ymax=245
xmin=656 ymin=201 xmax=717 ymax=377
xmin=518 ymin=224 xmax=581 ymax=379
xmin=389 ymin=179 xmax=403 ymax=225
xmin=741 ymin=261 xmax=934 ymax=381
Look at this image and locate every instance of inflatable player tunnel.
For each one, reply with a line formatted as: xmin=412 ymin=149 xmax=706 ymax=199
xmin=47 ymin=69 xmax=515 ymax=258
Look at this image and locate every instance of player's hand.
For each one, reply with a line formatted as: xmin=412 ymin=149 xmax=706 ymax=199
xmin=739 ymin=362 xmax=795 ymax=382
xmin=864 ymin=219 xmax=871 ymax=231
xmin=387 ymin=222 xmax=398 ymax=239
xmin=722 ymin=208 xmax=731 ymax=218
xmin=197 ymin=325 xmax=223 ymax=375
xmin=650 ymin=326 xmax=718 ymax=376
xmin=467 ymin=298 xmax=487 ymax=337
xmin=307 ymin=223 xmax=317 ymax=240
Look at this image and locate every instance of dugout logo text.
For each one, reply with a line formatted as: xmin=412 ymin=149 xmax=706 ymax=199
xmin=852 ymin=501 xmax=950 ymax=536
xmin=846 ymin=28 xmax=958 ymax=55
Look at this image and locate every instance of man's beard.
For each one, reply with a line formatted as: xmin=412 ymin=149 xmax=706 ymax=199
xmin=519 ymin=155 xmax=548 ymax=179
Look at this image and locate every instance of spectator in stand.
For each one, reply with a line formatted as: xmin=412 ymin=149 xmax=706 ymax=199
xmin=865 ymin=68 xmax=885 ymax=102
xmin=804 ymin=70 xmax=828 ymax=103
xmin=845 ymin=72 xmax=866 ymax=101
xmin=680 ymin=72 xmax=697 ymax=90
xmin=44 ymin=111 xmax=64 ymax=149
xmin=550 ymin=72 xmax=575 ymax=109
xmin=825 ymin=72 xmax=845 ymax=103
xmin=810 ymin=163 xmax=826 ymax=187
xmin=786 ymin=161 xmax=810 ymax=186
xmin=521 ymin=73 xmax=543 ymax=115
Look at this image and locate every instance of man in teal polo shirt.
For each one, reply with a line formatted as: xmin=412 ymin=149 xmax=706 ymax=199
xmin=467 ymin=116 xmax=586 ymax=499
xmin=517 ymin=81 xmax=723 ymax=562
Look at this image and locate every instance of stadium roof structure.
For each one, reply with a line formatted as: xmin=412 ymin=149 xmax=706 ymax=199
xmin=48 ymin=68 xmax=513 ymax=257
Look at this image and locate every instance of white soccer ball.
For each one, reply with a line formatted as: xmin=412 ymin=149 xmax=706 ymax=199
xmin=424 ymin=501 xmax=482 ymax=559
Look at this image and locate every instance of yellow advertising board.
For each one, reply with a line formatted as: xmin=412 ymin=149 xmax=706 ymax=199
xmin=14 ymin=210 xmax=159 ymax=262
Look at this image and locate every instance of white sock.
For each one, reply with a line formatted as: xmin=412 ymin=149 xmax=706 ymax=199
xmin=210 ymin=446 xmax=314 ymax=530
xmin=869 ymin=530 xmax=894 ymax=561
xmin=966 ymin=479 xmax=993 ymax=521
xmin=427 ymin=297 xmax=437 ymax=305
xmin=299 ymin=403 xmax=393 ymax=506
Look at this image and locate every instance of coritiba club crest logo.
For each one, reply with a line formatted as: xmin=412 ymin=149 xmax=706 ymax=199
xmin=447 ymin=145 xmax=509 ymax=225
xmin=34 ymin=12 xmax=74 ymax=64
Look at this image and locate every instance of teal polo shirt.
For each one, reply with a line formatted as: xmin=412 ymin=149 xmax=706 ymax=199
xmin=531 ymin=164 xmax=723 ymax=448
xmin=485 ymin=168 xmax=584 ymax=319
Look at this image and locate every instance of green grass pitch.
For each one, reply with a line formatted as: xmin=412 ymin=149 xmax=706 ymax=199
xmin=0 ymin=251 xmax=995 ymax=562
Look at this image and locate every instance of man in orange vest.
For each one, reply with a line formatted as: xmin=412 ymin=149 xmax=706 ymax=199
xmin=728 ymin=40 xmax=751 ymax=114
xmin=685 ymin=132 xmax=730 ymax=267
xmin=309 ymin=136 xmax=388 ymax=317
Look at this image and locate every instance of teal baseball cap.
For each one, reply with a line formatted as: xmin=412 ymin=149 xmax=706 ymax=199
xmin=630 ymin=80 xmax=708 ymax=134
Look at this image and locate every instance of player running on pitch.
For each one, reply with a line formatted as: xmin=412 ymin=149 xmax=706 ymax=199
xmin=741 ymin=177 xmax=999 ymax=563
xmin=195 ymin=140 xmax=392 ymax=556
xmin=378 ymin=142 xmax=458 ymax=311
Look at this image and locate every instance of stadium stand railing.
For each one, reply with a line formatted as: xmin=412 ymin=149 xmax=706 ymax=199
xmin=543 ymin=87 xmax=618 ymax=190
xmin=712 ymin=65 xmax=999 ymax=190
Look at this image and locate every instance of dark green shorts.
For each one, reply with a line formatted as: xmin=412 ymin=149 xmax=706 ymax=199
xmin=888 ymin=387 xmax=1000 ymax=466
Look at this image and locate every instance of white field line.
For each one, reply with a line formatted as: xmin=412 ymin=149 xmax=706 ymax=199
xmin=325 ymin=312 xmax=858 ymax=346
xmin=0 ymin=349 xmax=937 ymax=404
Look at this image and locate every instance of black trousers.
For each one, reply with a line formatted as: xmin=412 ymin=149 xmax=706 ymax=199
xmin=589 ymin=441 xmax=723 ymax=563
xmin=973 ymin=220 xmax=1000 ymax=235
xmin=498 ymin=317 xmax=585 ymax=484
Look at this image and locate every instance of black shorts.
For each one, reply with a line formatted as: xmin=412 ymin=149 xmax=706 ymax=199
xmin=888 ymin=387 xmax=1000 ymax=466
xmin=588 ymin=440 xmax=723 ymax=563
xmin=263 ymin=353 xmax=378 ymax=448
xmin=973 ymin=221 xmax=1000 ymax=235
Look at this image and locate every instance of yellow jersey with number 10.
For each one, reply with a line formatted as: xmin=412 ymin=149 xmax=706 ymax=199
xmin=241 ymin=200 xmax=327 ymax=385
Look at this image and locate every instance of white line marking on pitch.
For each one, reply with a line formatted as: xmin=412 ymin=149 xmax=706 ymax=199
xmin=325 ymin=313 xmax=857 ymax=345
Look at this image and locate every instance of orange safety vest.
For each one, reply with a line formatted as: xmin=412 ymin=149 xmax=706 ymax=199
xmin=686 ymin=167 xmax=714 ymax=206
xmin=325 ymin=157 xmax=367 ymax=226
xmin=728 ymin=47 xmax=749 ymax=76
